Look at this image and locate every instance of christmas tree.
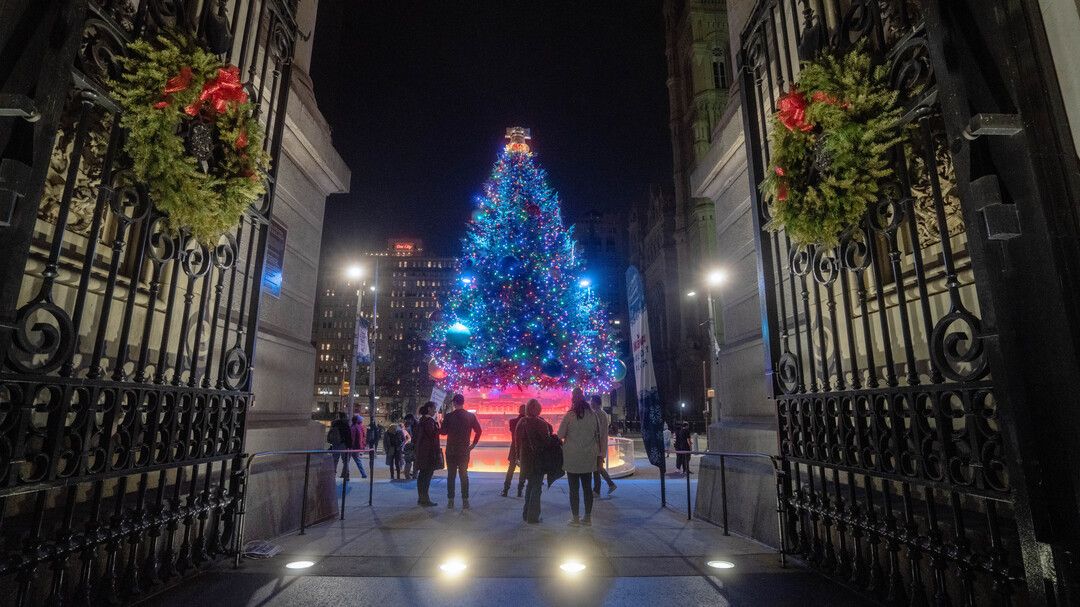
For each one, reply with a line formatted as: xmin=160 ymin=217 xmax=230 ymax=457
xmin=429 ymin=128 xmax=622 ymax=394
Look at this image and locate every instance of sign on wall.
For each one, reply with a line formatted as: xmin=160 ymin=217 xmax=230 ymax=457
xmin=262 ymin=219 xmax=287 ymax=298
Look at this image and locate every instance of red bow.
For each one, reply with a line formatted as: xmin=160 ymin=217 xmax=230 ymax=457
xmin=777 ymin=90 xmax=813 ymax=133
xmin=186 ymin=66 xmax=248 ymax=117
xmin=155 ymin=66 xmax=194 ymax=109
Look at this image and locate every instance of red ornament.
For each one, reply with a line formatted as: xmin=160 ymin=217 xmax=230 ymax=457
xmin=777 ymin=89 xmax=813 ymax=133
xmin=153 ymin=101 xmax=170 ymax=110
xmin=235 ymin=129 xmax=249 ymax=149
xmin=775 ymin=166 xmax=788 ymax=201
xmin=185 ymin=66 xmax=248 ymax=117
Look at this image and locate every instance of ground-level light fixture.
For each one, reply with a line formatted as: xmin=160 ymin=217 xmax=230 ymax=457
xmin=706 ymin=560 xmax=735 ymax=570
xmin=439 ymin=557 xmax=467 ymax=576
xmin=285 ymin=560 xmax=315 ymax=570
xmin=559 ymin=559 xmax=587 ymax=575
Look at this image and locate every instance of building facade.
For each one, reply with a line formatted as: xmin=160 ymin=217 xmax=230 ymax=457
xmin=687 ymin=0 xmax=1080 ymax=602
xmin=312 ymin=239 xmax=457 ymax=427
xmin=662 ymin=0 xmax=730 ymax=422
xmin=575 ymin=209 xmax=632 ymax=418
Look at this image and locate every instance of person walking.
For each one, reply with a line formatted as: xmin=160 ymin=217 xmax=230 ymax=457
xmin=384 ymin=423 xmax=405 ymax=480
xmin=674 ymin=421 xmax=692 ymax=475
xmin=516 ymin=399 xmax=553 ymax=524
xmin=349 ymin=414 xmax=368 ymax=479
xmin=413 ymin=402 xmax=440 ymax=507
xmin=558 ymin=388 xmax=603 ymax=526
xmin=327 ymin=411 xmax=353 ymax=478
xmin=501 ymin=404 xmax=528 ymax=497
xmin=440 ymin=393 xmax=483 ymax=510
xmin=589 ymin=396 xmax=616 ymax=496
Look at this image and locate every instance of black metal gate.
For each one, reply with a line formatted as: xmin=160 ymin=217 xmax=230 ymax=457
xmin=0 ymin=1 xmax=296 ymax=603
xmin=739 ymin=0 xmax=1080 ymax=604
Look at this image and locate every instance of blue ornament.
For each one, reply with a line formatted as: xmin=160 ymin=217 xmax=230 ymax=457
xmin=612 ymin=359 xmax=627 ymax=382
xmin=446 ymin=322 xmax=471 ymax=349
xmin=500 ymin=255 xmax=522 ymax=275
xmin=541 ymin=358 xmax=564 ymax=378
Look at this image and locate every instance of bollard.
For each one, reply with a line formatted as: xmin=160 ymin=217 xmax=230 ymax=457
xmin=368 ymin=449 xmax=375 ymax=506
xmin=686 ymin=454 xmax=692 ymax=521
xmin=720 ymin=455 xmax=729 ymax=536
xmin=340 ymin=468 xmax=348 ymax=520
xmin=299 ymin=453 xmax=311 ymax=535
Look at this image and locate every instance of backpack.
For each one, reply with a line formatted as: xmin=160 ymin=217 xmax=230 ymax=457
xmin=540 ymin=432 xmax=564 ymax=480
xmin=326 ymin=424 xmax=341 ymax=445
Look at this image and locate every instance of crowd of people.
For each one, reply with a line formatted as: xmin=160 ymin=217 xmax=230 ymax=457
xmin=325 ymin=388 xmax=631 ymax=526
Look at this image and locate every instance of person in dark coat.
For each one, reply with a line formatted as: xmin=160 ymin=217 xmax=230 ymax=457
xmin=439 ymin=393 xmax=482 ymax=510
xmin=501 ymin=404 xmax=528 ymax=497
xmin=674 ymin=421 xmax=692 ymax=475
xmin=413 ymin=402 xmax=441 ymax=507
xmin=328 ymin=412 xmax=353 ymax=478
xmin=515 ymin=398 xmax=553 ymax=524
xmin=384 ymin=423 xmax=405 ymax=479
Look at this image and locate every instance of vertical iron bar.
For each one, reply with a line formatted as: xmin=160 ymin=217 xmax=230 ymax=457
xmin=720 ymin=454 xmax=729 ymax=535
xmin=299 ymin=453 xmax=311 ymax=534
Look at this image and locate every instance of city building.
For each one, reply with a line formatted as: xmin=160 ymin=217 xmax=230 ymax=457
xmin=661 ymin=0 xmax=730 ymax=423
xmin=312 ymin=239 xmax=457 ymax=427
xmin=574 ymin=209 xmax=633 ymax=419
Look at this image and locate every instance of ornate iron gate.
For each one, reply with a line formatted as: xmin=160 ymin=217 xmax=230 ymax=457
xmin=0 ymin=0 xmax=296 ymax=603
xmin=740 ymin=0 xmax=1078 ymax=604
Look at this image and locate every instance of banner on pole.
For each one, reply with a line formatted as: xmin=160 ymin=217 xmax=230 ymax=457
xmin=354 ymin=317 xmax=371 ymax=364
xmin=429 ymin=386 xmax=448 ymax=409
xmin=626 ymin=266 xmax=665 ymax=469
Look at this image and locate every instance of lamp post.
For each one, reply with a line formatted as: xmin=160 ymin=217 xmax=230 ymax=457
xmin=688 ymin=268 xmax=727 ymax=424
xmin=345 ymin=265 xmax=364 ymax=415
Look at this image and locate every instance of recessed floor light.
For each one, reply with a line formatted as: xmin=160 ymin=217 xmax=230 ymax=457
xmin=440 ymin=558 xmax=467 ymax=576
xmin=706 ymin=560 xmax=735 ymax=570
xmin=285 ymin=560 xmax=315 ymax=570
xmin=560 ymin=560 xmax=587 ymax=574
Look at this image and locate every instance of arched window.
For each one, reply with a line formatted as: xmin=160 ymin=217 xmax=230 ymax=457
xmin=712 ymin=47 xmax=728 ymax=90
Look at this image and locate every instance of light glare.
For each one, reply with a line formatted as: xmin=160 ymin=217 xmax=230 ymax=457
xmin=560 ymin=560 xmax=587 ymax=574
xmin=345 ymin=265 xmax=363 ymax=279
xmin=440 ymin=558 xmax=467 ymax=576
xmin=285 ymin=560 xmax=315 ymax=570
xmin=706 ymin=269 xmax=728 ymax=287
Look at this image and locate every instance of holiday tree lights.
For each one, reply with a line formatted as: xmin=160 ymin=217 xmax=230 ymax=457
xmin=429 ymin=128 xmax=620 ymax=394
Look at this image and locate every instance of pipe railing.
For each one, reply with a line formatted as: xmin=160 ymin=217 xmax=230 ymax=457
xmin=232 ymin=448 xmax=376 ymax=568
xmin=666 ymin=449 xmax=786 ymax=567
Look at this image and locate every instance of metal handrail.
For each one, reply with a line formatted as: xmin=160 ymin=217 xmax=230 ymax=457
xmin=233 ymin=448 xmax=376 ymax=568
xmin=665 ymin=449 xmax=786 ymax=567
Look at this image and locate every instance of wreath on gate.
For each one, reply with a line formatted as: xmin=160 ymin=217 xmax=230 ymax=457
xmin=761 ymin=47 xmax=903 ymax=246
xmin=113 ymin=34 xmax=270 ymax=243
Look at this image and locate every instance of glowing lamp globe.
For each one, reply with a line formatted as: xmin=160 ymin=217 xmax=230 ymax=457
xmin=446 ymin=322 xmax=472 ymax=348
xmin=612 ymin=359 xmax=627 ymax=382
xmin=541 ymin=358 xmax=564 ymax=378
xmin=428 ymin=358 xmax=448 ymax=380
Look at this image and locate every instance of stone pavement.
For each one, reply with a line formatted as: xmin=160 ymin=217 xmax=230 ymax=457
xmin=147 ymin=462 xmax=872 ymax=606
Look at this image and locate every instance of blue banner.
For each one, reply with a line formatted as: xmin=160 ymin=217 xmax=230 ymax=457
xmin=626 ymin=266 xmax=665 ymax=469
xmin=354 ymin=317 xmax=371 ymax=364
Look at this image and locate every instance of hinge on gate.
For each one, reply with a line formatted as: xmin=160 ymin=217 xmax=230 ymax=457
xmin=972 ymin=175 xmax=1022 ymax=241
xmin=0 ymin=94 xmax=40 ymax=122
xmin=951 ymin=113 xmax=1025 ymax=154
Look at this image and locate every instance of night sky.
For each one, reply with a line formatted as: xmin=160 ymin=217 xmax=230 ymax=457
xmin=310 ymin=1 xmax=673 ymax=258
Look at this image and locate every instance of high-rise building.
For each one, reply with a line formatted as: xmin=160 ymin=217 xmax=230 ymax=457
xmin=311 ymin=239 xmax=458 ymax=426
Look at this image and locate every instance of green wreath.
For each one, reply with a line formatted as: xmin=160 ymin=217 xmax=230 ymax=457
xmin=761 ymin=48 xmax=903 ymax=247
xmin=113 ymin=34 xmax=270 ymax=243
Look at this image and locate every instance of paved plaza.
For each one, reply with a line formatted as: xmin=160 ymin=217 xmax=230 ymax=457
xmin=149 ymin=458 xmax=870 ymax=606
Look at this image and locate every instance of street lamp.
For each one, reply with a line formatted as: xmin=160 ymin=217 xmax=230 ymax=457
xmin=345 ymin=265 xmax=365 ymax=416
xmin=687 ymin=267 xmax=728 ymax=424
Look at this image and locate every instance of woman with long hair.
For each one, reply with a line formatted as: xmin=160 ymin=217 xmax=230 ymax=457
xmin=557 ymin=388 xmax=603 ymax=526
xmin=413 ymin=402 xmax=441 ymax=507
xmin=515 ymin=398 xmax=553 ymax=524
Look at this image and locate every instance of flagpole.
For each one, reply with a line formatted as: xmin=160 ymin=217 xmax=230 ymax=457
xmin=368 ymin=259 xmax=379 ymax=506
